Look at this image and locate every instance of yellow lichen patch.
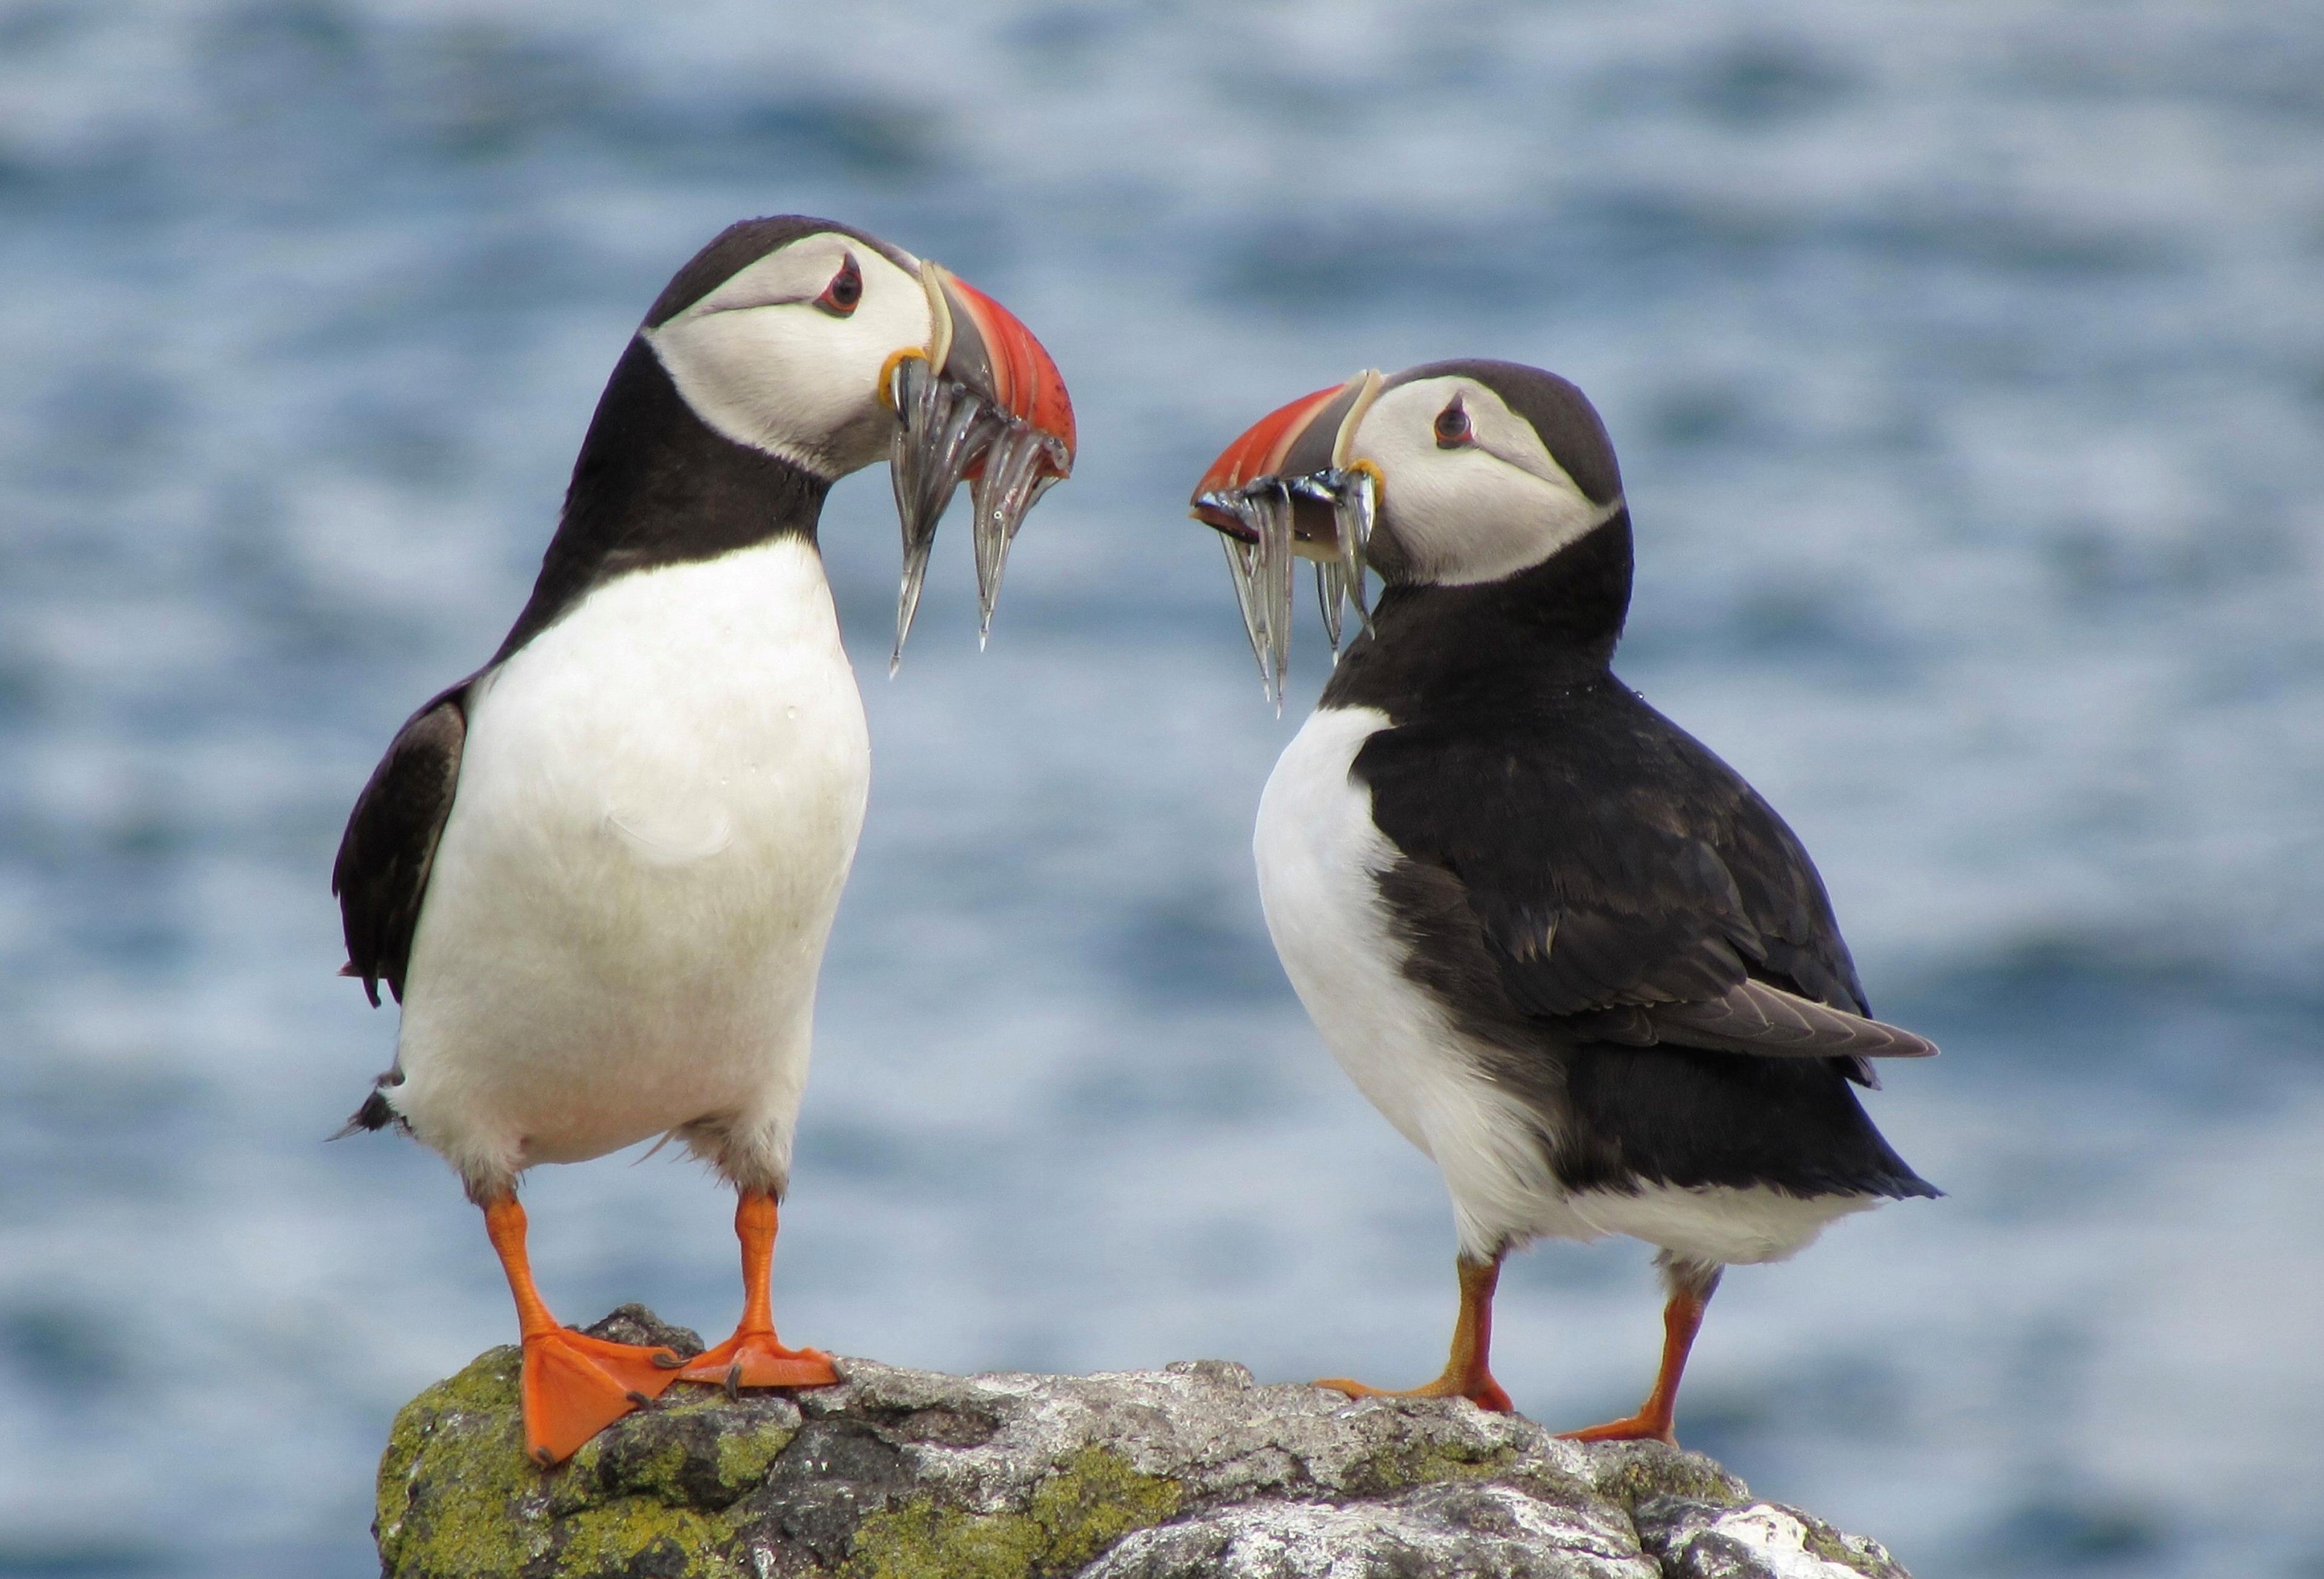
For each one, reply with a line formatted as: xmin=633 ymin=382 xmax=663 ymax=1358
xmin=1792 ymin=1511 xmax=1900 ymax=1575
xmin=375 ymin=1345 xmax=551 ymax=1578
xmin=845 ymin=1446 xmax=1183 ymax=1579
xmin=547 ymin=1419 xmax=695 ymax=1518
xmin=1347 ymin=1437 xmax=1517 ymax=1498
xmin=545 ymin=1390 xmax=795 ymax=1519
xmin=377 ymin=1341 xmax=804 ymax=1578
xmin=1025 ymin=1446 xmax=1185 ymax=1568
xmin=1588 ymin=1445 xmax=1745 ymax=1512
xmin=710 ymin=1413 xmax=792 ymax=1493
xmin=549 ymin=1499 xmax=755 ymax=1578
xmin=845 ymin=1502 xmax=1045 ymax=1579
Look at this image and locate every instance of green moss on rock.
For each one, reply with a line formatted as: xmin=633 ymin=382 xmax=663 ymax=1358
xmin=712 ymin=1410 xmax=792 ymax=1492
xmin=550 ymin=1390 xmax=797 ymax=1517
xmin=1589 ymin=1442 xmax=1747 ymax=1512
xmin=375 ymin=1345 xmax=549 ymax=1579
xmin=845 ymin=1446 xmax=1182 ymax=1579
xmin=1344 ymin=1436 xmax=1517 ymax=1499
xmin=376 ymin=1321 xmax=1912 ymax=1579
xmin=550 ymin=1500 xmax=753 ymax=1579
xmin=1025 ymin=1446 xmax=1184 ymax=1566
xmin=376 ymin=1331 xmax=797 ymax=1579
xmin=844 ymin=1502 xmax=1042 ymax=1579
xmin=1794 ymin=1513 xmax=1909 ymax=1578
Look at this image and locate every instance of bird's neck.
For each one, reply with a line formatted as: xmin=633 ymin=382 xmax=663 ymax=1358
xmin=1321 ymin=513 xmax=1635 ymax=716
xmin=493 ymin=338 xmax=834 ymax=664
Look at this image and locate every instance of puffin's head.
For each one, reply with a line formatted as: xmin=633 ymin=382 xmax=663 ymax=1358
xmin=1190 ymin=359 xmax=1624 ymax=700
xmin=642 ymin=217 xmax=1076 ymax=660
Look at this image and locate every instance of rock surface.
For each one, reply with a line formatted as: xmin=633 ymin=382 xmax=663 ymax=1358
xmin=376 ymin=1307 xmax=1912 ymax=1579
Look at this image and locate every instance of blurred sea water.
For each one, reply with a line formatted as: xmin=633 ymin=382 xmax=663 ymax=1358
xmin=1 ymin=1 xmax=2320 ymax=1574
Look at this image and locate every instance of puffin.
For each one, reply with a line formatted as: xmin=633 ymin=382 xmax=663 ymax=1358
xmin=332 ymin=216 xmax=1074 ymax=1466
xmin=1189 ymin=360 xmax=1936 ymax=1443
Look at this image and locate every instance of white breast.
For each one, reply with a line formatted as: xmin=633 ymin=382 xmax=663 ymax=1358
xmin=391 ymin=536 xmax=871 ymax=1189
xmin=1255 ymin=704 xmax=1591 ymax=1259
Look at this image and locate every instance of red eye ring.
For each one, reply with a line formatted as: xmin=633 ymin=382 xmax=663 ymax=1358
xmin=1434 ymin=397 xmax=1472 ymax=448
xmin=816 ymin=254 xmax=862 ymax=317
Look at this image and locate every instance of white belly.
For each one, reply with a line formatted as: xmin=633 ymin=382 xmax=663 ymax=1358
xmin=1255 ymin=705 xmax=1589 ymax=1258
xmin=1564 ymin=1181 xmax=1874 ymax=1269
xmin=1254 ymin=704 xmax=1870 ymax=1268
xmin=392 ymin=536 xmax=870 ymax=1186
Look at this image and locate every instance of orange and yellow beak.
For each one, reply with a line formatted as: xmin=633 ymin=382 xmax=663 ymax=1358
xmin=1187 ymin=372 xmax=1384 ymax=710
xmin=887 ymin=263 xmax=1077 ymax=666
xmin=925 ymin=264 xmax=1077 ymax=473
xmin=1190 ymin=378 xmax=1367 ymax=544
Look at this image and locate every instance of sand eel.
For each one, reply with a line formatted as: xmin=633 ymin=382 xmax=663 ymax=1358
xmin=333 ymin=216 xmax=1074 ymax=1465
xmin=1190 ymin=359 xmax=1935 ymax=1443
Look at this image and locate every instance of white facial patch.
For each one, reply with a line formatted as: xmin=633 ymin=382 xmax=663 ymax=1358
xmin=643 ymin=233 xmax=931 ymax=478
xmin=1347 ymin=376 xmax=1623 ymax=586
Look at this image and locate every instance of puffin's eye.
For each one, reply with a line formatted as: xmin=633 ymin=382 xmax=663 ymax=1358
xmin=1434 ymin=397 xmax=1473 ymax=448
xmin=815 ymin=254 xmax=862 ymax=317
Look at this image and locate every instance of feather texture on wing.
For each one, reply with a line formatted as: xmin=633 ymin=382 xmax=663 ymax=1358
xmin=332 ymin=682 xmax=470 ymax=1006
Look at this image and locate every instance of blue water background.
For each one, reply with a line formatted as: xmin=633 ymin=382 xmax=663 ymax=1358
xmin=2 ymin=2 xmax=2320 ymax=1573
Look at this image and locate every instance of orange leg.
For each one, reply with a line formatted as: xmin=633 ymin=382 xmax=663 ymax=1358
xmin=676 ymin=1190 xmax=838 ymax=1394
xmin=1316 ymin=1253 xmax=1515 ymax=1413
xmin=482 ymin=1196 xmax=685 ymax=1466
xmin=1559 ymin=1268 xmax=1719 ymax=1446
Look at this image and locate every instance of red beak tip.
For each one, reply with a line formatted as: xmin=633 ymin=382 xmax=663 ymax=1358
xmin=1195 ymin=382 xmax=1351 ymax=510
xmin=940 ymin=270 xmax=1075 ymax=459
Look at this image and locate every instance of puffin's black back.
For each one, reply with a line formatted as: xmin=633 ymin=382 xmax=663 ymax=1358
xmin=1326 ymin=517 xmax=1935 ymax=1203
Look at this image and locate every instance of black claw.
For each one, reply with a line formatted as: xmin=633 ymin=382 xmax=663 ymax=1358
xmin=724 ymin=1362 xmax=743 ymax=1402
xmin=649 ymin=1348 xmax=685 ymax=1370
xmin=626 ymin=1390 xmax=650 ymax=1406
xmin=533 ymin=1446 xmax=555 ymax=1467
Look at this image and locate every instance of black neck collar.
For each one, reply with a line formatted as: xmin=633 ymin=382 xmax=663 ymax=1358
xmin=493 ymin=338 xmax=832 ymax=664
xmin=1321 ymin=512 xmax=1635 ymax=717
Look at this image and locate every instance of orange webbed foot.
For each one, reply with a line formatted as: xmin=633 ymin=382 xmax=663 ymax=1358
xmin=1557 ymin=1411 xmax=1678 ymax=1446
xmin=676 ymin=1330 xmax=839 ymax=1396
xmin=1313 ymin=1371 xmax=1517 ymax=1414
xmin=519 ymin=1327 xmax=686 ymax=1466
xmin=678 ymin=1190 xmax=839 ymax=1397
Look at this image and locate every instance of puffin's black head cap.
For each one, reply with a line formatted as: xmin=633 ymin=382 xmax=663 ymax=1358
xmin=642 ymin=215 xmax=918 ymax=329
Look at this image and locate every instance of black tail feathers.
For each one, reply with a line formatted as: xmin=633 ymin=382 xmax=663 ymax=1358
xmin=329 ymin=1076 xmax=405 ymax=1140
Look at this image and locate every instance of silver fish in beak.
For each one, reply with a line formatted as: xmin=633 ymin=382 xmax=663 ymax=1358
xmin=885 ymin=263 xmax=1075 ymax=671
xmin=1189 ymin=372 xmax=1382 ymax=711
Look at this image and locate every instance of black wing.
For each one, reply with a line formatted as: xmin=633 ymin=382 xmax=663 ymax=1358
xmin=1354 ymin=677 xmax=1934 ymax=1082
xmin=332 ymin=681 xmax=471 ymax=1006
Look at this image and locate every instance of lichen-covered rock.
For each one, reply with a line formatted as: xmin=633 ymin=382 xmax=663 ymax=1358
xmin=376 ymin=1308 xmax=1911 ymax=1579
